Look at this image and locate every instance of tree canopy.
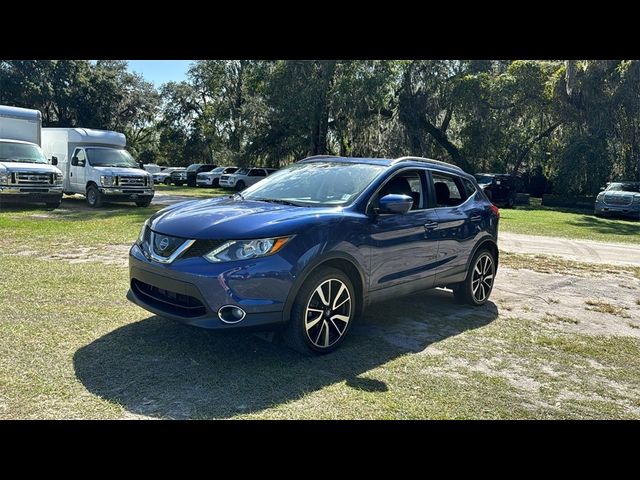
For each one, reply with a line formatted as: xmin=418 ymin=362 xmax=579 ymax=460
xmin=1 ymin=59 xmax=638 ymax=195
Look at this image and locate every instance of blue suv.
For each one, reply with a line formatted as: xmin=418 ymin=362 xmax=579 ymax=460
xmin=128 ymin=156 xmax=500 ymax=354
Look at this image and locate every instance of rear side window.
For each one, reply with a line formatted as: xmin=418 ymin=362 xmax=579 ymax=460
xmin=462 ymin=178 xmax=477 ymax=198
xmin=249 ymin=169 xmax=266 ymax=177
xmin=431 ymin=172 xmax=467 ymax=207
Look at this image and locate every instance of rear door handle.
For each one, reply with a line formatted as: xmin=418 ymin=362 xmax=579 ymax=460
xmin=424 ymin=221 xmax=438 ymax=230
xmin=470 ymin=215 xmax=482 ymax=223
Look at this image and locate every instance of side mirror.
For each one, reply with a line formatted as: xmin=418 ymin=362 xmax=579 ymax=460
xmin=599 ymin=186 xmax=606 ymax=191
xmin=71 ymin=157 xmax=78 ymax=166
xmin=377 ymin=194 xmax=413 ymax=214
xmin=51 ymin=156 xmax=58 ymax=166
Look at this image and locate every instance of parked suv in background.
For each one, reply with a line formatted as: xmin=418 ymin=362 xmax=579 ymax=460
xmin=128 ymin=156 xmax=500 ymax=355
xmin=154 ymin=167 xmax=184 ymax=185
xmin=474 ymin=173 xmax=518 ymax=208
xmin=595 ymin=182 xmax=640 ymax=219
xmin=170 ymin=168 xmax=188 ymax=186
xmin=196 ymin=166 xmax=238 ymax=187
xmin=219 ymin=167 xmax=277 ymax=190
xmin=186 ymin=163 xmax=217 ymax=187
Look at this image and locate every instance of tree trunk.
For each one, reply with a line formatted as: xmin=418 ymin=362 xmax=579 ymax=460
xmin=310 ymin=60 xmax=337 ymax=155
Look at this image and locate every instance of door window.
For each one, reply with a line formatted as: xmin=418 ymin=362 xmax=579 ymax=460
xmin=371 ymin=170 xmax=424 ymax=211
xmin=249 ymin=169 xmax=267 ymax=177
xmin=73 ymin=149 xmax=86 ymax=167
xmin=431 ymin=172 xmax=467 ymax=207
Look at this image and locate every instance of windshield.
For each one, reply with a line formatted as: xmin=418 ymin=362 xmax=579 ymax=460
xmin=241 ymin=161 xmax=386 ymax=207
xmin=0 ymin=142 xmax=47 ymax=164
xmin=211 ymin=167 xmax=225 ymax=174
xmin=607 ymin=183 xmax=640 ymax=193
xmin=187 ymin=164 xmax=204 ymax=172
xmin=86 ymin=148 xmax=138 ymax=168
xmin=474 ymin=175 xmax=494 ymax=184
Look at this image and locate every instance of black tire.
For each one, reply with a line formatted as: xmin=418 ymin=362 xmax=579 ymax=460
xmin=507 ymin=197 xmax=515 ymax=208
xmin=452 ymin=248 xmax=496 ymax=306
xmin=163 ymin=178 xmax=170 ymax=185
xmin=283 ymin=266 xmax=356 ymax=355
xmin=235 ymin=180 xmax=246 ymax=191
xmin=212 ymin=178 xmax=220 ymax=188
xmin=45 ymin=201 xmax=61 ymax=209
xmin=136 ymin=201 xmax=151 ymax=207
xmin=86 ymin=184 xmax=103 ymax=208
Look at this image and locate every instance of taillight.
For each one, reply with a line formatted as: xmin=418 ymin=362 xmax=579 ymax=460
xmin=490 ymin=204 xmax=500 ymax=218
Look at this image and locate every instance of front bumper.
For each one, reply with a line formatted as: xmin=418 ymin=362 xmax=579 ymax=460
xmin=196 ymin=178 xmax=212 ymax=186
xmin=218 ymin=180 xmax=235 ymax=188
xmin=0 ymin=185 xmax=63 ymax=203
xmin=127 ymin=243 xmax=292 ymax=330
xmin=99 ymin=187 xmax=154 ymax=202
xmin=595 ymin=203 xmax=640 ymax=218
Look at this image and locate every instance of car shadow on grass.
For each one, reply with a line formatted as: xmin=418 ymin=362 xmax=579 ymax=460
xmin=73 ymin=288 xmax=498 ymax=419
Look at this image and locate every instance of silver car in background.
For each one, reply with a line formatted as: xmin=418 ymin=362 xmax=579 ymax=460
xmin=196 ymin=166 xmax=238 ymax=187
xmin=595 ymin=182 xmax=640 ymax=219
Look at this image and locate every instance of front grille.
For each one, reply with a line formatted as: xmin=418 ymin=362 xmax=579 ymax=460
xmin=131 ymin=279 xmax=206 ymax=317
xmin=120 ymin=176 xmax=146 ymax=187
xmin=182 ymin=239 xmax=227 ymax=259
xmin=14 ymin=172 xmax=53 ymax=185
xmin=604 ymin=194 xmax=633 ymax=206
xmin=152 ymin=232 xmax=188 ymax=258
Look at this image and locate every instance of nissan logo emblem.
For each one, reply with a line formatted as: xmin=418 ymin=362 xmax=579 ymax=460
xmin=158 ymin=237 xmax=170 ymax=251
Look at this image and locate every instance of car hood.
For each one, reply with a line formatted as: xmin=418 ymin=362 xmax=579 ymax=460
xmin=603 ymin=190 xmax=639 ymax=196
xmin=149 ymin=196 xmax=344 ymax=239
xmin=92 ymin=166 xmax=149 ymax=176
xmin=0 ymin=161 xmax=62 ymax=174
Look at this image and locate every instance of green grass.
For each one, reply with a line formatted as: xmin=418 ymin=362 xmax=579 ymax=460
xmin=500 ymin=199 xmax=640 ymax=244
xmin=154 ymin=184 xmax=229 ymax=198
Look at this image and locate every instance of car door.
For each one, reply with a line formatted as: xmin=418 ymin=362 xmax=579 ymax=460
xmin=70 ymin=148 xmax=87 ymax=191
xmin=366 ymin=169 xmax=440 ymax=292
xmin=428 ymin=171 xmax=486 ymax=282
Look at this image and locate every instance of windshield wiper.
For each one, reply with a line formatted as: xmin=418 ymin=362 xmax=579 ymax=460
xmin=252 ymin=198 xmax=301 ymax=207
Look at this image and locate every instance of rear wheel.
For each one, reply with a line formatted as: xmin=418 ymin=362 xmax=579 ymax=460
xmin=86 ymin=184 xmax=103 ymax=208
xmin=283 ymin=267 xmax=355 ymax=355
xmin=452 ymin=248 xmax=496 ymax=306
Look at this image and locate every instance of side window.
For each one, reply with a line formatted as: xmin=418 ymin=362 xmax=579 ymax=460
xmin=431 ymin=172 xmax=466 ymax=207
xmin=250 ymin=169 xmax=266 ymax=177
xmin=462 ymin=178 xmax=477 ymax=199
xmin=372 ymin=169 xmax=424 ymax=211
xmin=74 ymin=149 xmax=86 ymax=167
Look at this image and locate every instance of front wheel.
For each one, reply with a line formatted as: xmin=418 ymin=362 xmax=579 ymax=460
xmin=452 ymin=248 xmax=496 ymax=306
xmin=86 ymin=185 xmax=103 ymax=208
xmin=45 ymin=201 xmax=61 ymax=209
xmin=283 ymin=267 xmax=356 ymax=355
xmin=163 ymin=178 xmax=171 ymax=185
xmin=136 ymin=201 xmax=151 ymax=207
xmin=235 ymin=180 xmax=246 ymax=191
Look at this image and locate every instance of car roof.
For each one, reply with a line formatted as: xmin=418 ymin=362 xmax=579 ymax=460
xmin=297 ymin=155 xmax=466 ymax=176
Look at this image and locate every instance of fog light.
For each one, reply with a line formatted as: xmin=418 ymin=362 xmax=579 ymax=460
xmin=217 ymin=305 xmax=246 ymax=324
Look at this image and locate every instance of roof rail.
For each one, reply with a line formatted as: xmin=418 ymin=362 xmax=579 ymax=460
xmin=298 ymin=155 xmax=341 ymax=162
xmin=392 ymin=156 xmax=463 ymax=171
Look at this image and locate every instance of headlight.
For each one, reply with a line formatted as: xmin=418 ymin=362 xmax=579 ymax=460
xmin=137 ymin=219 xmax=150 ymax=245
xmin=204 ymin=236 xmax=293 ymax=263
xmin=0 ymin=172 xmax=8 ymax=185
xmin=55 ymin=172 xmax=63 ymax=184
xmin=101 ymin=175 xmax=115 ymax=186
xmin=633 ymin=195 xmax=640 ymax=204
xmin=148 ymin=175 xmax=154 ymax=187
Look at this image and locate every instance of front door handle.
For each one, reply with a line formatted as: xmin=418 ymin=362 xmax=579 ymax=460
xmin=70 ymin=172 xmax=73 ymax=177
xmin=424 ymin=221 xmax=438 ymax=230
xmin=470 ymin=215 xmax=482 ymax=223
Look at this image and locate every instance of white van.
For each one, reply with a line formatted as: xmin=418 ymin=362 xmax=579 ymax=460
xmin=41 ymin=128 xmax=154 ymax=207
xmin=0 ymin=105 xmax=64 ymax=208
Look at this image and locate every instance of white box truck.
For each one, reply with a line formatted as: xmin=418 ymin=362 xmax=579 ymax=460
xmin=41 ymin=128 xmax=154 ymax=207
xmin=0 ymin=105 xmax=64 ymax=208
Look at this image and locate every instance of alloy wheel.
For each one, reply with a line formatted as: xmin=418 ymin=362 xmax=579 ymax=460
xmin=471 ymin=253 xmax=495 ymax=303
xmin=304 ymin=278 xmax=352 ymax=349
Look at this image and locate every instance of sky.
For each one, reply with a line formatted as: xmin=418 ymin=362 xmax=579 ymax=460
xmin=127 ymin=60 xmax=193 ymax=86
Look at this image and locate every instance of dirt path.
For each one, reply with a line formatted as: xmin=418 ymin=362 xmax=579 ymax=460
xmin=500 ymin=231 xmax=640 ymax=267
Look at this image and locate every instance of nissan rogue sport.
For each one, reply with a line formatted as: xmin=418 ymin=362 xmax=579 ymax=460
xmin=128 ymin=156 xmax=500 ymax=354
